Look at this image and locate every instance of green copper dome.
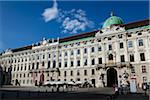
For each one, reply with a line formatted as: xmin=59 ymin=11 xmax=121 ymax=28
xmin=102 ymin=13 xmax=124 ymax=28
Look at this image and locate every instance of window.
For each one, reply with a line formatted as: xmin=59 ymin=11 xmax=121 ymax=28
xmin=84 ymin=59 xmax=87 ymax=66
xmin=108 ymin=44 xmax=112 ymax=50
xmin=108 ymin=37 xmax=111 ymax=40
xmin=120 ymin=55 xmax=125 ymax=62
xmin=32 ymin=63 xmax=34 ymax=69
xmin=58 ymin=71 xmax=61 ymax=76
xmin=64 ymin=71 xmax=67 ymax=77
xmin=70 ymin=71 xmax=73 ymax=76
xmin=53 ymin=61 xmax=56 ymax=68
xmin=140 ymin=53 xmax=145 ymax=61
xmin=131 ymin=66 xmax=135 ymax=73
xmin=77 ymin=70 xmax=80 ymax=76
xmin=28 ymin=65 xmax=30 ymax=70
xmin=64 ymin=61 xmax=67 ymax=67
xmin=98 ymin=46 xmax=102 ymax=51
xmin=24 ymin=64 xmax=27 ymax=70
xmin=108 ymin=54 xmax=113 ymax=60
xmin=14 ymin=66 xmax=16 ymax=71
xmin=84 ymin=48 xmax=87 ymax=53
xmin=98 ymin=58 xmax=102 ymax=64
xmin=71 ymin=61 xmax=74 ymax=67
xmin=47 ymin=61 xmax=50 ymax=68
xmin=59 ymin=62 xmax=61 ymax=68
xmin=71 ymin=50 xmax=74 ymax=55
xmin=138 ymin=32 xmax=142 ymax=35
xmin=91 ymin=69 xmax=95 ymax=75
xmin=77 ymin=49 xmax=80 ymax=55
xmin=128 ymin=41 xmax=133 ymax=48
xmin=42 ymin=61 xmax=44 ymax=66
xmin=138 ymin=39 xmax=144 ymax=46
xmin=120 ymin=42 xmax=124 ymax=48
xmin=84 ymin=70 xmax=87 ymax=76
xmin=24 ymin=73 xmax=26 ymax=78
xmin=91 ymin=59 xmax=95 ymax=65
xmin=130 ymin=54 xmax=134 ymax=62
xmin=20 ymin=74 xmax=22 ymax=78
xmin=43 ymin=55 xmax=45 ymax=59
xmin=128 ymin=34 xmax=132 ymax=37
xmin=77 ymin=60 xmax=80 ymax=66
xmin=141 ymin=66 xmax=146 ymax=73
xmin=91 ymin=47 xmax=95 ymax=52
xmin=65 ymin=52 xmax=67 ymax=56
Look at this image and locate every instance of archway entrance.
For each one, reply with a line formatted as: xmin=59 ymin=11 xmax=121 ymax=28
xmin=107 ymin=68 xmax=118 ymax=87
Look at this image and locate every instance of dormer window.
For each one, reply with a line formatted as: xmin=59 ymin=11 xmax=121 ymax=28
xmin=108 ymin=37 xmax=111 ymax=40
xmin=138 ymin=33 xmax=142 ymax=35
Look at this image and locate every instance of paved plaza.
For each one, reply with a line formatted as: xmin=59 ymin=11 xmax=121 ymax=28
xmin=0 ymin=86 xmax=149 ymax=100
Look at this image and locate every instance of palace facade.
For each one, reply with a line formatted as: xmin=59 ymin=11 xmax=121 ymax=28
xmin=0 ymin=14 xmax=150 ymax=87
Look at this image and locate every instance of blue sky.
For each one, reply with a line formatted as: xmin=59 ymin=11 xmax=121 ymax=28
xmin=0 ymin=0 xmax=149 ymax=52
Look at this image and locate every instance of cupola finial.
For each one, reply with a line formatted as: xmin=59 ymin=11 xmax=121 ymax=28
xmin=110 ymin=11 xmax=114 ymax=16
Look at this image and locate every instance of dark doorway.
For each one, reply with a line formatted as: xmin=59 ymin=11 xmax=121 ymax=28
xmin=91 ymin=79 xmax=95 ymax=87
xmin=107 ymin=68 xmax=118 ymax=87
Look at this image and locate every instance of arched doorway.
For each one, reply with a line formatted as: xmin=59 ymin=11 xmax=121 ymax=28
xmin=107 ymin=68 xmax=118 ymax=87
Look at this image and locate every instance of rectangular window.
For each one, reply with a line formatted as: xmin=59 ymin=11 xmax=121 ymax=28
xmin=84 ymin=70 xmax=87 ymax=76
xmin=120 ymin=55 xmax=125 ymax=62
xmin=65 ymin=61 xmax=67 ymax=67
xmin=130 ymin=54 xmax=134 ymax=62
xmin=77 ymin=60 xmax=80 ymax=66
xmin=77 ymin=49 xmax=80 ymax=55
xmin=108 ymin=44 xmax=112 ymax=50
xmin=138 ymin=39 xmax=144 ymax=46
xmin=32 ymin=63 xmax=34 ymax=69
xmin=49 ymin=54 xmax=51 ymax=58
xmin=64 ymin=71 xmax=67 ymax=77
xmin=140 ymin=53 xmax=145 ymax=61
xmin=71 ymin=61 xmax=74 ymax=67
xmin=128 ymin=41 xmax=133 ymax=48
xmin=98 ymin=58 xmax=102 ymax=64
xmin=92 ymin=59 xmax=95 ymax=65
xmin=92 ymin=69 xmax=95 ymax=75
xmin=36 ymin=62 xmax=39 ymax=69
xmin=77 ymin=70 xmax=80 ymax=76
xmin=65 ymin=52 xmax=67 ymax=56
xmin=131 ymin=66 xmax=135 ymax=73
xmin=84 ymin=59 xmax=87 ymax=66
xmin=120 ymin=42 xmax=124 ymax=48
xmin=98 ymin=46 xmax=102 ymax=51
xmin=142 ymin=66 xmax=146 ymax=73
xmin=70 ymin=71 xmax=73 ymax=76
xmin=59 ymin=62 xmax=61 ymax=68
xmin=84 ymin=48 xmax=87 ymax=54
xmin=91 ymin=47 xmax=95 ymax=52
xmin=71 ymin=50 xmax=74 ymax=55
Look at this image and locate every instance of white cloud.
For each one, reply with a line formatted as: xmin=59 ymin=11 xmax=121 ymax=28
xmin=42 ymin=0 xmax=95 ymax=34
xmin=58 ymin=9 xmax=95 ymax=34
xmin=42 ymin=0 xmax=58 ymax=22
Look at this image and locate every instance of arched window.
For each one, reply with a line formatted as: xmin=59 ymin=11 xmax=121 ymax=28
xmin=108 ymin=54 xmax=113 ymax=60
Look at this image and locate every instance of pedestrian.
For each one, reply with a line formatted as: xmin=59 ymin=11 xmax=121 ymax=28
xmin=113 ymin=84 xmax=119 ymax=99
xmin=142 ymin=83 xmax=147 ymax=95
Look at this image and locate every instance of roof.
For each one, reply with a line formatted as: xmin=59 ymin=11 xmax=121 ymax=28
xmin=59 ymin=30 xmax=99 ymax=43
xmin=6 ymin=19 xmax=150 ymax=53
xmin=121 ymin=19 xmax=150 ymax=29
